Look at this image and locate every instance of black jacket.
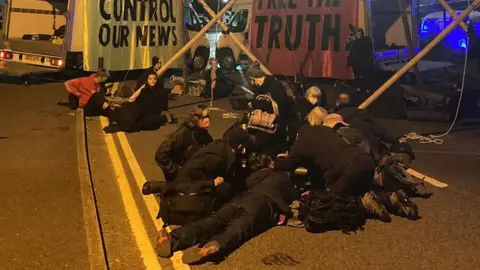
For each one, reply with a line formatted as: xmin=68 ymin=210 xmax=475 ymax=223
xmin=136 ymin=67 xmax=165 ymax=90
xmin=171 ymin=140 xmax=239 ymax=194
xmin=276 ymin=125 xmax=366 ymax=184
xmin=155 ymin=124 xmax=213 ymax=181
xmin=335 ymin=104 xmax=397 ymax=160
xmin=136 ymin=83 xmax=169 ymax=116
xmin=239 ymin=170 xmax=298 ymax=217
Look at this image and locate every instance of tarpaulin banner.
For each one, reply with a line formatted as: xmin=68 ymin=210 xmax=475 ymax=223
xmin=83 ymin=0 xmax=183 ymax=71
xmin=249 ymin=0 xmax=359 ymax=79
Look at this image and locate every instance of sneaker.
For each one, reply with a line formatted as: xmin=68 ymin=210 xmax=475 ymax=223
xmin=361 ymin=192 xmax=391 ymax=222
xmin=182 ymin=240 xmax=220 ymax=265
xmin=155 ymin=229 xmax=173 ymax=258
xmin=389 ymin=190 xmax=419 ymax=220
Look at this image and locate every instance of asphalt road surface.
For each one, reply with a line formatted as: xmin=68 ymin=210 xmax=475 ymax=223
xmin=1 ymin=80 xmax=480 ymax=270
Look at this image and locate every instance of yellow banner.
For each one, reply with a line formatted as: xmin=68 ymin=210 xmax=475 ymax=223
xmin=83 ymin=0 xmax=183 ymax=71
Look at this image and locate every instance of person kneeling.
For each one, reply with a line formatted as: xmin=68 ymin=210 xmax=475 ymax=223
xmin=155 ymin=154 xmax=298 ymax=265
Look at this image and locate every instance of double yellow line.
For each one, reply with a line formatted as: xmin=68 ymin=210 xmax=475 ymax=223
xmin=99 ymin=117 xmax=189 ymax=270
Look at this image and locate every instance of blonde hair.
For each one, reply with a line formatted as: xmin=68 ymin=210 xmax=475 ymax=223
xmin=307 ymin=106 xmax=328 ymax=126
xmin=306 ymin=86 xmax=321 ymax=100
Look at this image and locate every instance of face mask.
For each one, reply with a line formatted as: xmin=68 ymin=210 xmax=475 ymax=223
xmin=308 ymin=96 xmax=319 ymax=105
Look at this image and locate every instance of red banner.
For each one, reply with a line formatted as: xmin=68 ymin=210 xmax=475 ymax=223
xmin=249 ymin=0 xmax=359 ymax=80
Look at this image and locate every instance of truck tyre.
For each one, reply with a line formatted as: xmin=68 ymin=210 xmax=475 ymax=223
xmin=217 ymin=48 xmax=236 ymax=72
xmin=193 ymin=47 xmax=209 ymax=71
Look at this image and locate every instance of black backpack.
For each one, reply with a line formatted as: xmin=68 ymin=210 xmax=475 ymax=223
xmin=336 ymin=126 xmax=371 ymax=155
xmin=374 ymin=155 xmax=425 ymax=196
xmin=109 ymin=102 xmax=139 ymax=132
xmin=300 ymin=191 xmax=369 ymax=234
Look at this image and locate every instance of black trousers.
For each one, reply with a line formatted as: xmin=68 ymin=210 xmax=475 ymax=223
xmin=137 ymin=114 xmax=167 ymax=130
xmin=83 ymin=92 xmax=108 ymax=117
xmin=169 ymin=199 xmax=276 ymax=253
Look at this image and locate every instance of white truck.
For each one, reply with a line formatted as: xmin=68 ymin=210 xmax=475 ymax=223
xmin=215 ymin=0 xmax=419 ymax=72
xmin=0 ymin=0 xmax=210 ymax=75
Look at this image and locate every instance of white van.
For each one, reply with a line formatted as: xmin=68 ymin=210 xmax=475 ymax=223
xmin=0 ymin=0 xmax=210 ymax=73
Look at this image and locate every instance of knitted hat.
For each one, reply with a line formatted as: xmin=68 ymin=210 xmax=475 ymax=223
xmin=152 ymin=56 xmax=160 ymax=66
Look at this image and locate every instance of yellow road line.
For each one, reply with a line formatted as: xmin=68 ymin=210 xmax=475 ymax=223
xmin=100 ymin=117 xmax=190 ymax=270
xmin=99 ymin=117 xmax=162 ymax=269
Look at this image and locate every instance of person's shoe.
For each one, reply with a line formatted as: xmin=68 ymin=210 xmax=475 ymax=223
xmin=103 ymin=125 xmax=120 ymax=134
xmin=389 ymin=190 xmax=419 ymax=220
xmin=142 ymin=180 xmax=167 ymax=195
xmin=182 ymin=240 xmax=220 ymax=265
xmin=361 ymin=192 xmax=391 ymax=222
xmin=155 ymin=229 xmax=173 ymax=258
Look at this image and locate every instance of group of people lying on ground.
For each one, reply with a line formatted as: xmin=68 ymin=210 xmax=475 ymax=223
xmin=59 ymin=57 xmax=235 ymax=134
xmin=139 ymin=61 xmax=424 ymax=265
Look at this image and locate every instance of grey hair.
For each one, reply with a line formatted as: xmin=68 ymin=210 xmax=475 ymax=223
xmin=307 ymin=106 xmax=328 ymax=126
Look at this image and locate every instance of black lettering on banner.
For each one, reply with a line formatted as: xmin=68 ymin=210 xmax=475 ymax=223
xmin=136 ymin=26 xmax=148 ymax=47
xmin=267 ymin=0 xmax=276 ymax=9
xmin=255 ymin=16 xmax=268 ymax=48
xmin=171 ymin=26 xmax=178 ymax=46
xmin=288 ymin=0 xmax=297 ymax=9
xmin=113 ymin=0 xmax=123 ymax=21
xmin=99 ymin=0 xmax=111 ymax=20
xmin=333 ymin=0 xmax=341 ymax=6
xmin=268 ymin=16 xmax=282 ymax=49
xmin=149 ymin=0 xmax=159 ymax=21
xmin=285 ymin=15 xmax=302 ymax=51
xmin=99 ymin=24 xmax=110 ymax=46
xmin=139 ymin=0 xmax=147 ymax=21
xmin=158 ymin=26 xmax=171 ymax=46
xmin=321 ymin=14 xmax=341 ymax=51
xmin=306 ymin=14 xmax=321 ymax=50
xmin=160 ymin=0 xmax=169 ymax=23
xmin=124 ymin=0 xmax=137 ymax=21
xmin=278 ymin=0 xmax=287 ymax=9
xmin=120 ymin=25 xmax=129 ymax=47
xmin=113 ymin=26 xmax=120 ymax=48
xmin=169 ymin=0 xmax=177 ymax=23
xmin=149 ymin=25 xmax=157 ymax=46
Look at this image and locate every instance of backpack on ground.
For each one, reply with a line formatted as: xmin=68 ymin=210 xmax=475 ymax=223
xmin=300 ymin=191 xmax=370 ymax=234
xmin=248 ymin=93 xmax=279 ymax=134
xmin=109 ymin=102 xmax=139 ymax=132
xmin=374 ymin=155 xmax=425 ymax=196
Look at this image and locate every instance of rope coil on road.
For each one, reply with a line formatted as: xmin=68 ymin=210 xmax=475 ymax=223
xmin=402 ymin=132 xmax=444 ymax=145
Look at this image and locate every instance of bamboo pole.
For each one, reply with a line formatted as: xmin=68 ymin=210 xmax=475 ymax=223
xmin=178 ymin=0 xmax=188 ymax=93
xmin=438 ymin=0 xmax=468 ymax=32
xmin=358 ymin=0 xmax=480 ymax=110
xmin=197 ymin=0 xmax=273 ymax=76
xmin=398 ymin=0 xmax=423 ymax=86
xmin=155 ymin=0 xmax=239 ymax=77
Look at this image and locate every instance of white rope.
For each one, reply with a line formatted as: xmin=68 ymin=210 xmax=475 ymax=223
xmin=403 ymin=24 xmax=471 ymax=145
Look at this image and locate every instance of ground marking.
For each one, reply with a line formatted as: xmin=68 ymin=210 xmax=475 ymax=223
xmin=406 ymin=168 xmax=449 ymax=188
xmin=100 ymin=117 xmax=162 ymax=269
xmin=100 ymin=117 xmax=190 ymax=270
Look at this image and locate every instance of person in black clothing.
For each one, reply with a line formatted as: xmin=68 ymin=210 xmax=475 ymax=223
xmin=200 ymin=58 xmax=235 ymax=99
xmin=155 ymin=154 xmax=298 ymax=265
xmin=129 ymin=72 xmax=172 ymax=129
xmin=334 ymin=92 xmax=405 ymax=162
xmin=245 ymin=61 xmax=289 ymax=158
xmin=154 ymin=105 xmax=213 ymax=182
xmin=136 ymin=56 xmax=165 ymax=90
xmin=152 ymin=127 xmax=256 ymax=225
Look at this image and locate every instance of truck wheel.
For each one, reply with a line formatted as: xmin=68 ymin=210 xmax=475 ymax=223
xmin=217 ymin=48 xmax=236 ymax=72
xmin=193 ymin=47 xmax=209 ymax=71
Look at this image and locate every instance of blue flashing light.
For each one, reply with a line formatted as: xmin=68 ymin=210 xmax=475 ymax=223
xmin=459 ymin=39 xmax=467 ymax=49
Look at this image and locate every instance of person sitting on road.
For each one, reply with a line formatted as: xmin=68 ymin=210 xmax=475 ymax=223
xmin=334 ymin=92 xmax=406 ymax=162
xmin=148 ymin=127 xmax=256 ymax=227
xmin=129 ymin=72 xmax=173 ymax=129
xmin=199 ymin=58 xmax=235 ymax=99
xmin=61 ymin=69 xmax=110 ymax=116
xmin=155 ymin=105 xmax=213 ymax=182
xmin=155 ymin=153 xmax=298 ymax=265
xmin=135 ymin=56 xmax=165 ymax=91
